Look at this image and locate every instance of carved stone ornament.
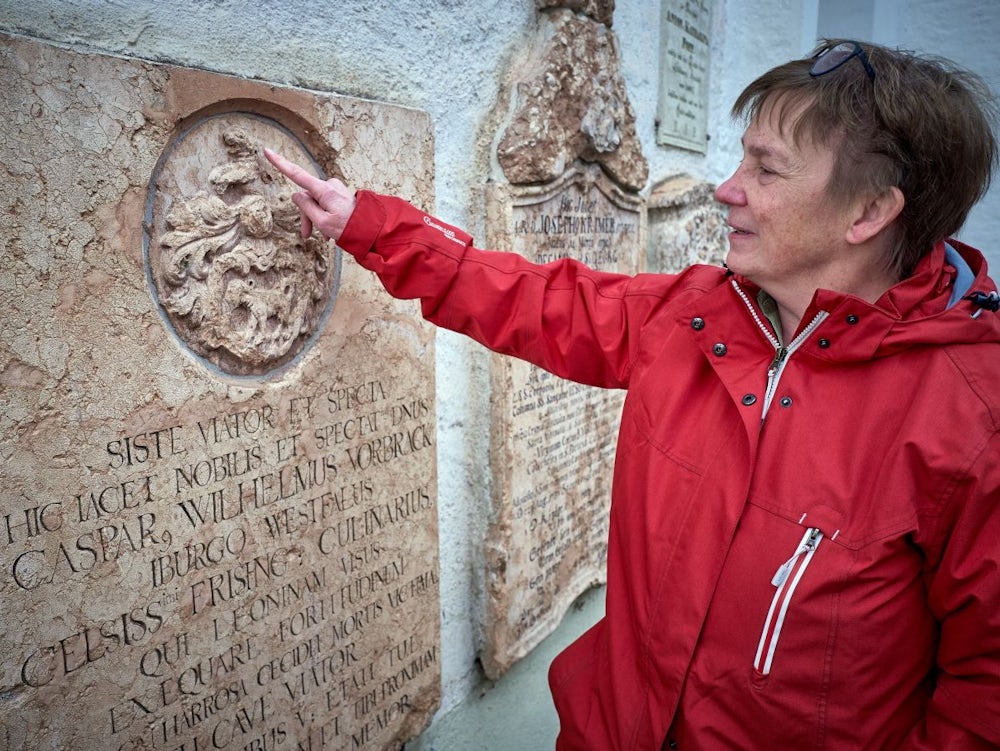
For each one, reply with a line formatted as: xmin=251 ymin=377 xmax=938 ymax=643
xmin=498 ymin=10 xmax=648 ymax=191
xmin=146 ymin=114 xmax=339 ymax=376
xmin=536 ymin=0 xmax=615 ymax=26
xmin=647 ymin=174 xmax=728 ymax=272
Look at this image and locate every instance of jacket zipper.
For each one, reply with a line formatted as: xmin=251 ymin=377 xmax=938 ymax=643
xmin=753 ymin=527 xmax=824 ymax=676
xmin=761 ymin=314 xmax=827 ymax=416
xmin=730 ymin=280 xmax=828 ymax=418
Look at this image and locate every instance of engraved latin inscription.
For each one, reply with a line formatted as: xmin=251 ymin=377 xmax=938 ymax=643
xmin=3 ymin=377 xmax=441 ymax=751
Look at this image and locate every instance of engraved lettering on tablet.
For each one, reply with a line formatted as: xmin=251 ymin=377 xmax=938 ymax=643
xmin=148 ymin=117 xmax=337 ymax=376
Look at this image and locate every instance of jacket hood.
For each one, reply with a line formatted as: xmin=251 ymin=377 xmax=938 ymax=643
xmin=769 ymin=240 xmax=1000 ymax=362
xmin=870 ymin=239 xmax=1000 ymax=355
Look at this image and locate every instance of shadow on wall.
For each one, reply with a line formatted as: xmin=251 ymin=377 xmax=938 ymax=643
xmin=406 ymin=585 xmax=606 ymax=751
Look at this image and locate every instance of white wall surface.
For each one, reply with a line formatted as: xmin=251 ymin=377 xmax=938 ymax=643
xmin=2 ymin=0 xmax=998 ymax=744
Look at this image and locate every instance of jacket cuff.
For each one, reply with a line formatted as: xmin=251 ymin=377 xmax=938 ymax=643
xmin=336 ymin=190 xmax=387 ymax=260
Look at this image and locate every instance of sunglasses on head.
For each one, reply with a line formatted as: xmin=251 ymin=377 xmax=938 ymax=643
xmin=810 ymin=41 xmax=876 ymax=82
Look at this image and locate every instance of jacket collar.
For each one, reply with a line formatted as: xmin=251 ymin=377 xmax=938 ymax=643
xmin=726 ymin=240 xmax=1000 ymax=362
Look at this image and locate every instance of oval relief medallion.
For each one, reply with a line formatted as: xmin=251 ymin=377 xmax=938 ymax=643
xmin=146 ymin=112 xmax=339 ymax=376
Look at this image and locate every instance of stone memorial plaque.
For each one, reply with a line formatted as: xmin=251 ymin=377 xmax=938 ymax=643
xmin=0 ymin=35 xmax=440 ymax=751
xmin=647 ymin=175 xmax=728 ymax=273
xmin=656 ymin=0 xmax=713 ymax=153
xmin=482 ymin=164 xmax=643 ymax=677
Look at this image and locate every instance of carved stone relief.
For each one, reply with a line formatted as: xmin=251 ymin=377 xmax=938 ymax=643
xmin=147 ymin=116 xmax=339 ymax=377
xmin=647 ymin=174 xmax=728 ymax=272
xmin=1 ymin=34 xmax=440 ymax=751
xmin=536 ymin=0 xmax=615 ymax=26
xmin=497 ymin=10 xmax=649 ymax=191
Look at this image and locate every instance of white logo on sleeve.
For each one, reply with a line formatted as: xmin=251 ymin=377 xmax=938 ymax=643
xmin=423 ymin=215 xmax=466 ymax=246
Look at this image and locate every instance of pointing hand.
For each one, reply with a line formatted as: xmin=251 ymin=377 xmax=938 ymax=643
xmin=264 ymin=148 xmax=357 ymax=241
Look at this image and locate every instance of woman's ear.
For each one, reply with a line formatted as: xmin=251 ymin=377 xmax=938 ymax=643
xmin=846 ymin=186 xmax=905 ymax=245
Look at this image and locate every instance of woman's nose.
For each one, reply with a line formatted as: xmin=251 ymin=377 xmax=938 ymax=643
xmin=714 ymin=170 xmax=744 ymax=206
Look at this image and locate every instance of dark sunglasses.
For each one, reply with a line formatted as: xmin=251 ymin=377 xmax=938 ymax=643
xmin=809 ymin=41 xmax=876 ymax=82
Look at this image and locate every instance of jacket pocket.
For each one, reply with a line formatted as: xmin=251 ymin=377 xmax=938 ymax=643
xmin=752 ymin=527 xmax=824 ymax=676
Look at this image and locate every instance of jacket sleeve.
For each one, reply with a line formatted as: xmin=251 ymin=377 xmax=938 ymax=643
xmin=900 ymin=431 xmax=1000 ymax=749
xmin=336 ymin=190 xmax=663 ymax=389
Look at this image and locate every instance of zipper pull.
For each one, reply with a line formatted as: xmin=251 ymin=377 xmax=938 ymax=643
xmin=771 ymin=528 xmax=823 ymax=587
xmin=804 ymin=527 xmax=823 ymax=549
xmin=771 ymin=556 xmax=796 ymax=588
xmin=767 ymin=346 xmax=788 ymax=377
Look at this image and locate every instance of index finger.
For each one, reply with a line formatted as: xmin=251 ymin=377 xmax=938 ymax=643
xmin=263 ymin=148 xmax=328 ymax=194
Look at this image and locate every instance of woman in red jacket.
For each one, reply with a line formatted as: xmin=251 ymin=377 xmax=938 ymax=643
xmin=267 ymin=39 xmax=1000 ymax=750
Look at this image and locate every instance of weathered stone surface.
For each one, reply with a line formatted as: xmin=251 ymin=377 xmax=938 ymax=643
xmin=0 ymin=34 xmax=440 ymax=751
xmin=498 ymin=10 xmax=648 ymax=191
xmin=482 ymin=164 xmax=643 ymax=677
xmin=647 ymin=174 xmax=727 ymax=272
xmin=536 ymin=0 xmax=615 ymax=27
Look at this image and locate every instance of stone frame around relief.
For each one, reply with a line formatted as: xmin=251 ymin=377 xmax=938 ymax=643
xmin=144 ymin=108 xmax=343 ymax=379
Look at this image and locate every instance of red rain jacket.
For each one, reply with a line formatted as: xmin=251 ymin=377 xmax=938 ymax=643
xmin=337 ymin=190 xmax=1000 ymax=750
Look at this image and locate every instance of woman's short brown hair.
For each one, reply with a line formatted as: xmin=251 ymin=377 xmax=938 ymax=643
xmin=732 ymin=39 xmax=998 ymax=279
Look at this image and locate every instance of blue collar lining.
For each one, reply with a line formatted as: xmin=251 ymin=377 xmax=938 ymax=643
xmin=945 ymin=242 xmax=975 ymax=309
